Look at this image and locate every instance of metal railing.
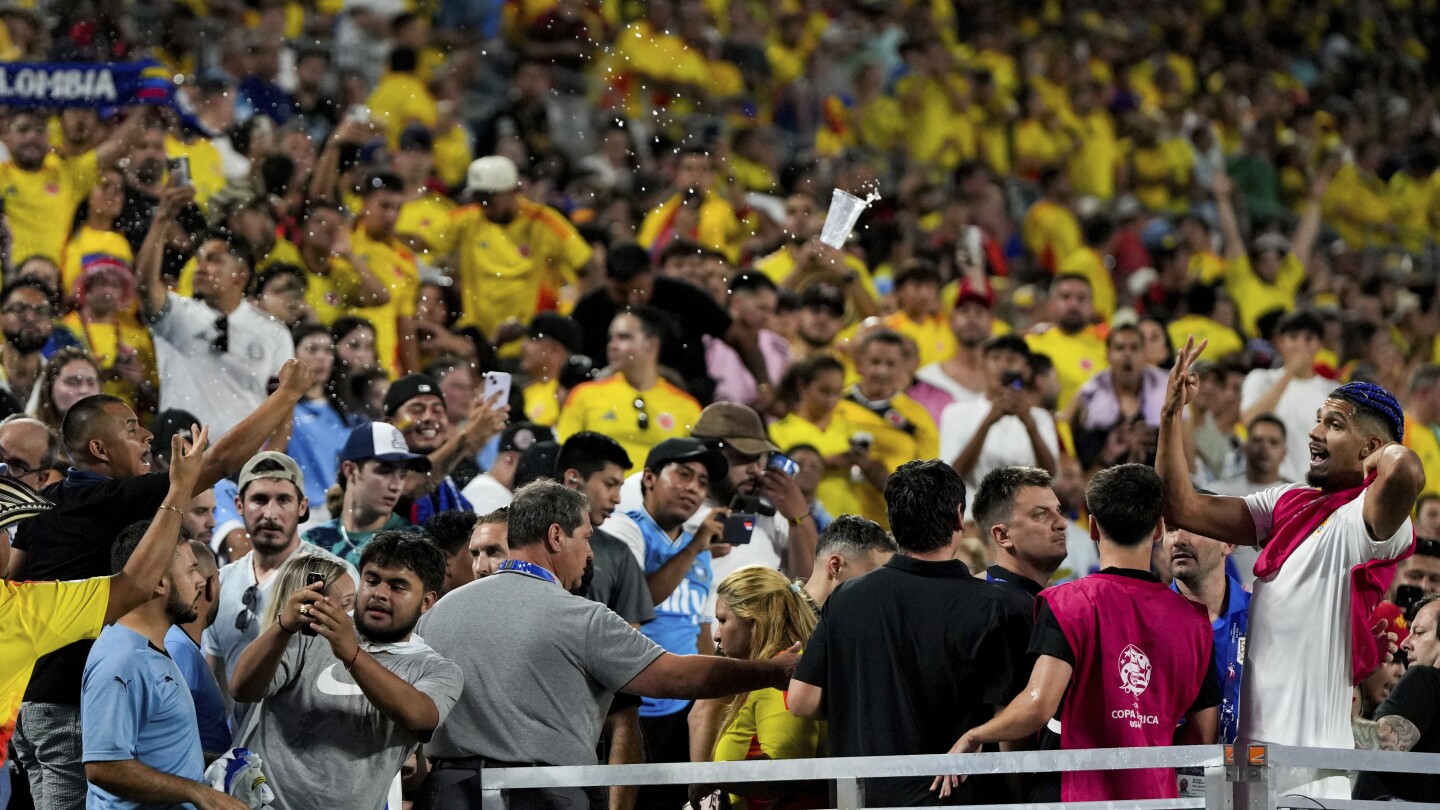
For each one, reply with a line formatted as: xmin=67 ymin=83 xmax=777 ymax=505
xmin=475 ymin=744 xmax=1440 ymax=810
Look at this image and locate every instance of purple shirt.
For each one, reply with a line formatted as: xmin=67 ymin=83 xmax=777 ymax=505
xmin=1075 ymin=366 xmax=1168 ymax=431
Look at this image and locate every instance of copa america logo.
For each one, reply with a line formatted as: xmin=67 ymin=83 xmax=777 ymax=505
xmin=1118 ymin=644 xmax=1152 ymax=699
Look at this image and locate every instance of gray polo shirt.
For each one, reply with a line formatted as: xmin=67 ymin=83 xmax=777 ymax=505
xmin=418 ymin=566 xmax=664 ymax=764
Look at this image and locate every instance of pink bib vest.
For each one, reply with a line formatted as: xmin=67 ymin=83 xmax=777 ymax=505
xmin=1041 ymin=573 xmax=1213 ymax=802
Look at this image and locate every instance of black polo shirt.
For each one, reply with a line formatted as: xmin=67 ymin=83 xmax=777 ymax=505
xmin=794 ymin=554 xmax=1031 ymax=807
xmin=13 ymin=468 xmax=172 ymax=704
xmin=1354 ymin=665 xmax=1440 ymax=800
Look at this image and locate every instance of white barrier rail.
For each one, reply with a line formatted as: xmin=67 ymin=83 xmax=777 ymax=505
xmin=474 ymin=744 xmax=1440 ymax=810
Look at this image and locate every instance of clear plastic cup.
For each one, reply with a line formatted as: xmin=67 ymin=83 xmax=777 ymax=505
xmin=819 ymin=189 xmax=868 ymax=249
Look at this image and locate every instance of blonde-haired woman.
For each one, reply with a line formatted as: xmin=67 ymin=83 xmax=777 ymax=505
xmin=701 ymin=565 xmax=825 ymax=810
xmin=262 ymin=554 xmax=355 ymax=630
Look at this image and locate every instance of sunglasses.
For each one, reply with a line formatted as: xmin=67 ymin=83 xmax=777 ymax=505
xmin=212 ymin=315 xmax=230 ymax=354
xmin=234 ymin=584 xmax=259 ymax=631
xmin=633 ymin=397 xmax=648 ymax=431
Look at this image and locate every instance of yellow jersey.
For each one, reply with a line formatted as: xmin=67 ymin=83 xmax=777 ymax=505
xmin=1026 ymin=324 xmax=1107 ymax=410
xmin=752 ymin=247 xmax=878 ymax=299
xmin=1166 ymin=314 xmax=1244 ymax=363
xmin=1224 ymin=252 xmax=1304 ymax=337
xmin=1068 ymin=110 xmax=1119 ymax=201
xmin=1055 ymin=246 xmax=1116 ymax=320
xmin=637 ymin=191 xmax=744 ymax=263
xmin=834 ymin=392 xmax=939 ymax=527
xmin=554 ymin=374 xmax=701 ymax=474
xmin=1 ymin=577 xmax=109 ymax=759
xmin=61 ymin=226 xmax=133 ymax=295
xmin=0 ymin=150 xmax=100 ymax=264
xmin=304 ymin=257 xmax=366 ymax=327
xmin=396 ymin=191 xmax=457 ymax=257
xmin=1188 ymin=250 xmax=1225 ymax=285
xmin=348 ymin=226 xmax=421 ymax=377
xmin=1405 ymin=415 xmax=1440 ymax=499
xmin=1022 ymin=198 xmax=1080 ymax=271
xmin=366 ymin=71 xmax=437 ymax=149
xmin=523 ymin=378 xmax=560 ymax=427
xmin=883 ymin=311 xmax=956 ymax=368
xmin=164 ymin=135 xmax=226 ymax=212
xmin=61 ymin=311 xmax=160 ymax=411
xmin=768 ymin=410 xmax=863 ymax=522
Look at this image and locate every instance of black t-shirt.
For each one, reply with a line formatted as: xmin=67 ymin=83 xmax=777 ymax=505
xmin=571 ymin=277 xmax=733 ymax=400
xmin=793 ymin=554 xmax=1031 ymax=806
xmin=14 ymin=469 xmax=173 ymax=704
xmin=1354 ymin=665 xmax=1440 ymax=800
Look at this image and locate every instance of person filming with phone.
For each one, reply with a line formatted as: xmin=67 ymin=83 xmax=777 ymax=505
xmin=939 ymin=334 xmax=1061 ymax=507
xmin=229 ymin=532 xmax=463 ymax=810
xmin=1067 ymin=323 xmax=1168 ymax=473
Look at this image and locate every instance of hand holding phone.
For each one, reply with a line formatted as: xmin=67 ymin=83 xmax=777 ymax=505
xmin=301 ymin=571 xmax=327 ymax=636
xmin=482 ymin=371 xmax=513 ymax=406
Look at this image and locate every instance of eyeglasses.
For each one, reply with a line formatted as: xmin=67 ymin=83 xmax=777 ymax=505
xmin=212 ymin=316 xmax=230 ymax=354
xmin=234 ymin=584 xmax=259 ymax=631
xmin=633 ymin=397 xmax=648 ymax=431
xmin=3 ymin=303 xmax=50 ymax=318
xmin=0 ymin=456 xmax=33 ymax=478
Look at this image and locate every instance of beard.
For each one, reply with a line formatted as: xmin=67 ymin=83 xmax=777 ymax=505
xmin=164 ymin=585 xmax=199 ymax=625
xmin=356 ymin=605 xmax=421 ymax=644
xmin=4 ymin=328 xmax=46 ymax=353
xmin=568 ymin=558 xmax=596 ymax=596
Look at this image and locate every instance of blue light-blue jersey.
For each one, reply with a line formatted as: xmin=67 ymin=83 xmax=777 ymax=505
xmin=630 ymin=508 xmax=711 ymax=718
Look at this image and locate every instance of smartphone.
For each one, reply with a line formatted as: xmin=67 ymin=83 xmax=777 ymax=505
xmin=167 ymin=156 xmax=192 ymax=188
xmin=722 ymin=513 xmax=757 ymax=545
xmin=768 ymin=453 xmax=799 ymax=477
xmin=347 ymin=104 xmax=372 ymax=125
xmin=482 ymin=371 xmax=512 ymax=405
xmin=1397 ymin=584 xmax=1425 ymax=618
xmin=301 ymin=571 xmax=327 ymax=636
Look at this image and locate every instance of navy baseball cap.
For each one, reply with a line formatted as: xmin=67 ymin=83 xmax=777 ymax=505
xmin=339 ymin=422 xmax=432 ymax=471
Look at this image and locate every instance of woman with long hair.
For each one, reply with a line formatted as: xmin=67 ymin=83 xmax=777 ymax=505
xmin=31 ymin=346 xmax=103 ymax=433
xmin=262 ymin=554 xmax=355 ymax=630
xmin=701 ymin=565 xmax=824 ymax=810
xmin=768 ymin=354 xmax=862 ymax=520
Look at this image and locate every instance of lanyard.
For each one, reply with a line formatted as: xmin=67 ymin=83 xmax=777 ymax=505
xmin=497 ymin=559 xmax=560 ymax=587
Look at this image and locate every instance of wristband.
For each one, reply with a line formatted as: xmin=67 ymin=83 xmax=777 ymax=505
xmin=158 ymin=503 xmax=183 ymax=515
xmin=344 ymin=646 xmax=361 ymax=671
xmin=788 ymin=512 xmax=812 ymax=528
xmin=277 ymin=615 xmax=297 ymax=634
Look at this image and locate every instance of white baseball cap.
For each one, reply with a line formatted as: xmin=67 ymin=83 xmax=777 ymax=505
xmin=464 ymin=155 xmax=520 ymax=195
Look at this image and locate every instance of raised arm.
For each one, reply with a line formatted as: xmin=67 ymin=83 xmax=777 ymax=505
xmin=94 ymin=109 xmax=151 ymax=171
xmin=136 ymin=186 xmax=196 ymax=320
xmin=403 ymin=392 xmax=508 ymax=498
xmin=1212 ymin=171 xmax=1245 ymax=262
xmin=1363 ymin=443 xmax=1426 ymax=543
xmin=1290 ymin=170 xmax=1332 ymax=271
xmin=1158 ymin=337 xmax=1259 ymax=544
xmin=106 ymin=427 xmax=209 ymax=622
xmin=194 ymin=360 xmax=313 ymax=492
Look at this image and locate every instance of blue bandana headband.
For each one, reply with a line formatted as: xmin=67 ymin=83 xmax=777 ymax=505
xmin=1330 ymin=381 xmax=1404 ymax=442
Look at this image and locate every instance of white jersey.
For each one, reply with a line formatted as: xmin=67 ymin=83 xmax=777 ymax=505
xmin=1238 ymin=483 xmax=1411 ymax=799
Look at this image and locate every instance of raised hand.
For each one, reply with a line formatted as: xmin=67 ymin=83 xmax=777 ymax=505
xmin=1161 ymin=336 xmax=1208 ymax=421
xmin=275 ymin=358 xmax=316 ymax=399
xmin=168 ymin=424 xmax=210 ymax=500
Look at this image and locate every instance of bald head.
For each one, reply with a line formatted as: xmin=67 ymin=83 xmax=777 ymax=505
xmin=0 ymin=416 xmax=59 ymax=481
xmin=61 ymin=394 xmax=128 ymax=462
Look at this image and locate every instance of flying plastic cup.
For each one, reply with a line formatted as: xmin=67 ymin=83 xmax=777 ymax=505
xmin=819 ymin=189 xmax=868 ymax=249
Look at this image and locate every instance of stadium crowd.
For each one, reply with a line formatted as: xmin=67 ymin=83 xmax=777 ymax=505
xmin=4 ymin=0 xmax=1440 ymax=806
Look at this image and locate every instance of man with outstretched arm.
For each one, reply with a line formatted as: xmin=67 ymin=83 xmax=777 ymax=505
xmin=1157 ymin=336 xmax=1425 ymax=801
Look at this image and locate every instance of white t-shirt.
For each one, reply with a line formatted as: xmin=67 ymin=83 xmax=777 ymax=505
xmin=1239 ymin=370 xmax=1335 ymax=484
xmin=151 ymin=293 xmax=294 ymax=437
xmin=915 ymin=363 xmax=985 ymax=407
xmin=1209 ymin=475 xmax=1287 ymax=588
xmin=937 ymin=400 xmax=1060 ymax=515
xmin=1238 ymin=482 xmax=1412 ymax=799
xmin=460 ymin=473 xmax=512 ymax=517
xmin=609 ymin=473 xmax=789 ymax=619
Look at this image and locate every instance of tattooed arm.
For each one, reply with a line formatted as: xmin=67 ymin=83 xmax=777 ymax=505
xmin=1353 ymin=714 xmax=1423 ymax=751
